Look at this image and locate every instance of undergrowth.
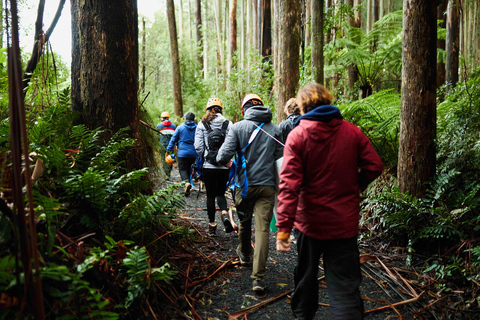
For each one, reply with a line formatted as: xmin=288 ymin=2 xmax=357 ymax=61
xmin=0 ymin=87 xmax=188 ymax=319
xmin=360 ymin=69 xmax=480 ymax=307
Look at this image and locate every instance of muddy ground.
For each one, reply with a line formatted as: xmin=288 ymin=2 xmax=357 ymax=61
xmin=165 ymin=165 xmax=469 ymax=320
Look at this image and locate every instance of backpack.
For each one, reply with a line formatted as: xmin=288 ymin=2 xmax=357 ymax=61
xmin=204 ymin=120 xmax=229 ymax=166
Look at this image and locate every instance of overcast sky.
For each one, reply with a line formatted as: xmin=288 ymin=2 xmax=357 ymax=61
xmin=20 ymin=1 xmax=162 ymax=65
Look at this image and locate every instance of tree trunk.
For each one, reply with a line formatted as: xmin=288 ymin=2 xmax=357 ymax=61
xmin=311 ymin=0 xmax=324 ymax=84
xmin=203 ymin=0 xmax=209 ymax=80
xmin=167 ymin=0 xmax=184 ymax=117
xmin=398 ymin=0 xmax=437 ymax=197
xmin=354 ymin=0 xmax=362 ymax=29
xmin=229 ymin=0 xmax=237 ymax=71
xmin=347 ymin=0 xmax=359 ymax=94
xmin=305 ymin=0 xmax=311 ymax=46
xmin=195 ymin=0 xmax=203 ymax=76
xmin=276 ymin=0 xmax=300 ymax=123
xmin=71 ymin=0 xmax=139 ymax=132
xmin=240 ymin=0 xmax=245 ymax=70
xmin=436 ymin=0 xmax=447 ymax=88
xmin=215 ymin=0 xmax=224 ymax=73
xmin=178 ymin=0 xmax=184 ymax=40
xmin=142 ymin=18 xmax=146 ymax=93
xmin=260 ymin=0 xmax=272 ymax=61
xmin=367 ymin=0 xmax=372 ymax=32
xmin=446 ymin=0 xmax=459 ymax=91
xmin=71 ymin=0 xmax=150 ymax=172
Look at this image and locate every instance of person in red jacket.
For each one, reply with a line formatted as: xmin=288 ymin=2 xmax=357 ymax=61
xmin=276 ymin=83 xmax=383 ymax=320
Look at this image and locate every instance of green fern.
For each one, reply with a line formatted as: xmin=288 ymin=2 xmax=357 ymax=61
xmin=121 ymin=246 xmax=177 ymax=308
xmin=340 ymin=89 xmax=400 ymax=167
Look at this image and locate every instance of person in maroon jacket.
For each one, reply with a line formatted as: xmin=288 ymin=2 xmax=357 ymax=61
xmin=276 ymin=83 xmax=383 ymax=320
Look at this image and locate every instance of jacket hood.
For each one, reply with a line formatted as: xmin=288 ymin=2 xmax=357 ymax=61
xmin=185 ymin=121 xmax=197 ymax=130
xmin=244 ymin=105 xmax=272 ymax=123
xmin=295 ymin=105 xmax=343 ymax=125
xmin=286 ymin=113 xmax=301 ymax=122
xmin=297 ymin=105 xmax=344 ymax=142
xmin=210 ymin=113 xmax=227 ymax=125
xmin=162 ymin=120 xmax=172 ymax=126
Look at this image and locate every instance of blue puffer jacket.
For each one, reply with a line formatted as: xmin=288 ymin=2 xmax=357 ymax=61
xmin=167 ymin=121 xmax=197 ymax=158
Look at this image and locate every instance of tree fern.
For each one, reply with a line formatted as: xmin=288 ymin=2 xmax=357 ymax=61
xmin=340 ymin=89 xmax=400 ymax=167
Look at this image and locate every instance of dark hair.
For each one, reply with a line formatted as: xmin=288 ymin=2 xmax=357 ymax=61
xmin=201 ymin=108 xmax=221 ymax=125
xmin=184 ymin=112 xmax=195 ymax=121
xmin=296 ymin=83 xmax=334 ymax=114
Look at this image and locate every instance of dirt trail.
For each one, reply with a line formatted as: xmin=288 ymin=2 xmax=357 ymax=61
xmin=167 ymin=166 xmax=427 ymax=320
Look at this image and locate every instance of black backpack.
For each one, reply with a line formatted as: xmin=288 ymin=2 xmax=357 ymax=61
xmin=204 ymin=120 xmax=229 ymax=166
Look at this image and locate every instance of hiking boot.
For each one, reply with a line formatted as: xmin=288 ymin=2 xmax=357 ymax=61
xmin=207 ymin=223 xmax=217 ymax=237
xmin=252 ymin=279 xmax=265 ymax=292
xmin=184 ymin=182 xmax=192 ymax=196
xmin=221 ymin=212 xmax=234 ymax=233
xmin=236 ymin=246 xmax=251 ymax=265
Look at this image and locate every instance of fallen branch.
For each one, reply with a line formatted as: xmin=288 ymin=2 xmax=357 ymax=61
xmin=228 ymin=290 xmax=292 ymax=320
xmin=187 ymin=258 xmax=235 ymax=288
xmin=364 ymin=291 xmax=424 ymax=314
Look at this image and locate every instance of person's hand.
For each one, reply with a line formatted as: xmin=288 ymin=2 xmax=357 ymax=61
xmin=276 ymin=238 xmax=291 ymax=252
xmin=226 ymin=160 xmax=233 ymax=168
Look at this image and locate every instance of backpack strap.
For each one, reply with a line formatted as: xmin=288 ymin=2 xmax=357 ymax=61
xmin=221 ymin=120 xmax=229 ymax=130
xmin=203 ymin=121 xmax=212 ymax=132
xmin=227 ymin=122 xmax=265 ymax=198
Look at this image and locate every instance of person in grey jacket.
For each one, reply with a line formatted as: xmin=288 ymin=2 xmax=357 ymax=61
xmin=216 ymin=93 xmax=283 ymax=293
xmin=279 ymin=98 xmax=301 ymax=143
xmin=194 ymin=98 xmax=234 ymax=237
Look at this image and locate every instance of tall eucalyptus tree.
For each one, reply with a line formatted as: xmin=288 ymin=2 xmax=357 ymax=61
xmin=276 ymin=0 xmax=300 ymax=122
xmin=446 ymin=0 xmax=459 ymax=91
xmin=311 ymin=0 xmax=324 ymax=84
xmin=398 ymin=0 xmax=437 ymax=197
xmin=167 ymin=0 xmax=184 ymax=117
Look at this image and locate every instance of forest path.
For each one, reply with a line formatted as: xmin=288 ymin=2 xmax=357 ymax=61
xmin=167 ymin=165 xmax=423 ymax=320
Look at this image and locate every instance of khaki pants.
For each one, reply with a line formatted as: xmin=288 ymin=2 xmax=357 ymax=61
xmin=235 ymin=185 xmax=276 ymax=280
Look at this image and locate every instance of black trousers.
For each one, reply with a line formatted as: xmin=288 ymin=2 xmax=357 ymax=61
xmin=177 ymin=157 xmax=196 ymax=182
xmin=291 ymin=232 xmax=364 ymax=320
xmin=202 ymin=168 xmax=229 ymax=223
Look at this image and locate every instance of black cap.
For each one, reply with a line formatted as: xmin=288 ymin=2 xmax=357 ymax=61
xmin=184 ymin=112 xmax=195 ymax=121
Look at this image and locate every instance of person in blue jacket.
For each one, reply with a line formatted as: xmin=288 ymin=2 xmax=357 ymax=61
xmin=167 ymin=112 xmax=197 ymax=195
xmin=156 ymin=111 xmax=176 ymax=180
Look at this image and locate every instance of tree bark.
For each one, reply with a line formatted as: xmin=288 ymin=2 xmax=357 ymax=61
xmin=142 ymin=18 xmax=146 ymax=92
xmin=214 ymin=0 xmax=224 ymax=73
xmin=305 ymin=0 xmax=311 ymax=46
xmin=260 ymin=0 xmax=272 ymax=61
xmin=398 ymin=0 xmax=437 ymax=197
xmin=70 ymin=0 xmax=151 ymax=173
xmin=276 ymin=0 xmax=300 ymax=123
xmin=229 ymin=0 xmax=237 ymax=70
xmin=195 ymin=0 xmax=203 ymax=76
xmin=311 ymin=0 xmax=324 ymax=84
xmin=347 ymin=0 xmax=359 ymax=94
xmin=446 ymin=0 xmax=459 ymax=91
xmin=167 ymin=0 xmax=184 ymax=117
xmin=71 ymin=0 xmax=139 ymax=132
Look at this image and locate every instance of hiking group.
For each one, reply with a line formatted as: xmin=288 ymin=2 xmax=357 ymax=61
xmin=157 ymin=83 xmax=383 ymax=320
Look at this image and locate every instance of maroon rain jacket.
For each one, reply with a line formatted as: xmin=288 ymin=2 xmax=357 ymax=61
xmin=276 ymin=116 xmax=383 ymax=240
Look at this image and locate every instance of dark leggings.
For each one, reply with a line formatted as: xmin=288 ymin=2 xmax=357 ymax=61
xmin=177 ymin=157 xmax=196 ymax=182
xmin=202 ymin=168 xmax=229 ymax=223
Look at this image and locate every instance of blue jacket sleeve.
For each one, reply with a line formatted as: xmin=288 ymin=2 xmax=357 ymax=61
xmin=167 ymin=126 xmax=180 ymax=151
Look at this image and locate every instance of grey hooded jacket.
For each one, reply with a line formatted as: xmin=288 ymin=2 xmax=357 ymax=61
xmin=216 ymin=105 xmax=283 ymax=187
xmin=194 ymin=113 xmax=232 ymax=169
